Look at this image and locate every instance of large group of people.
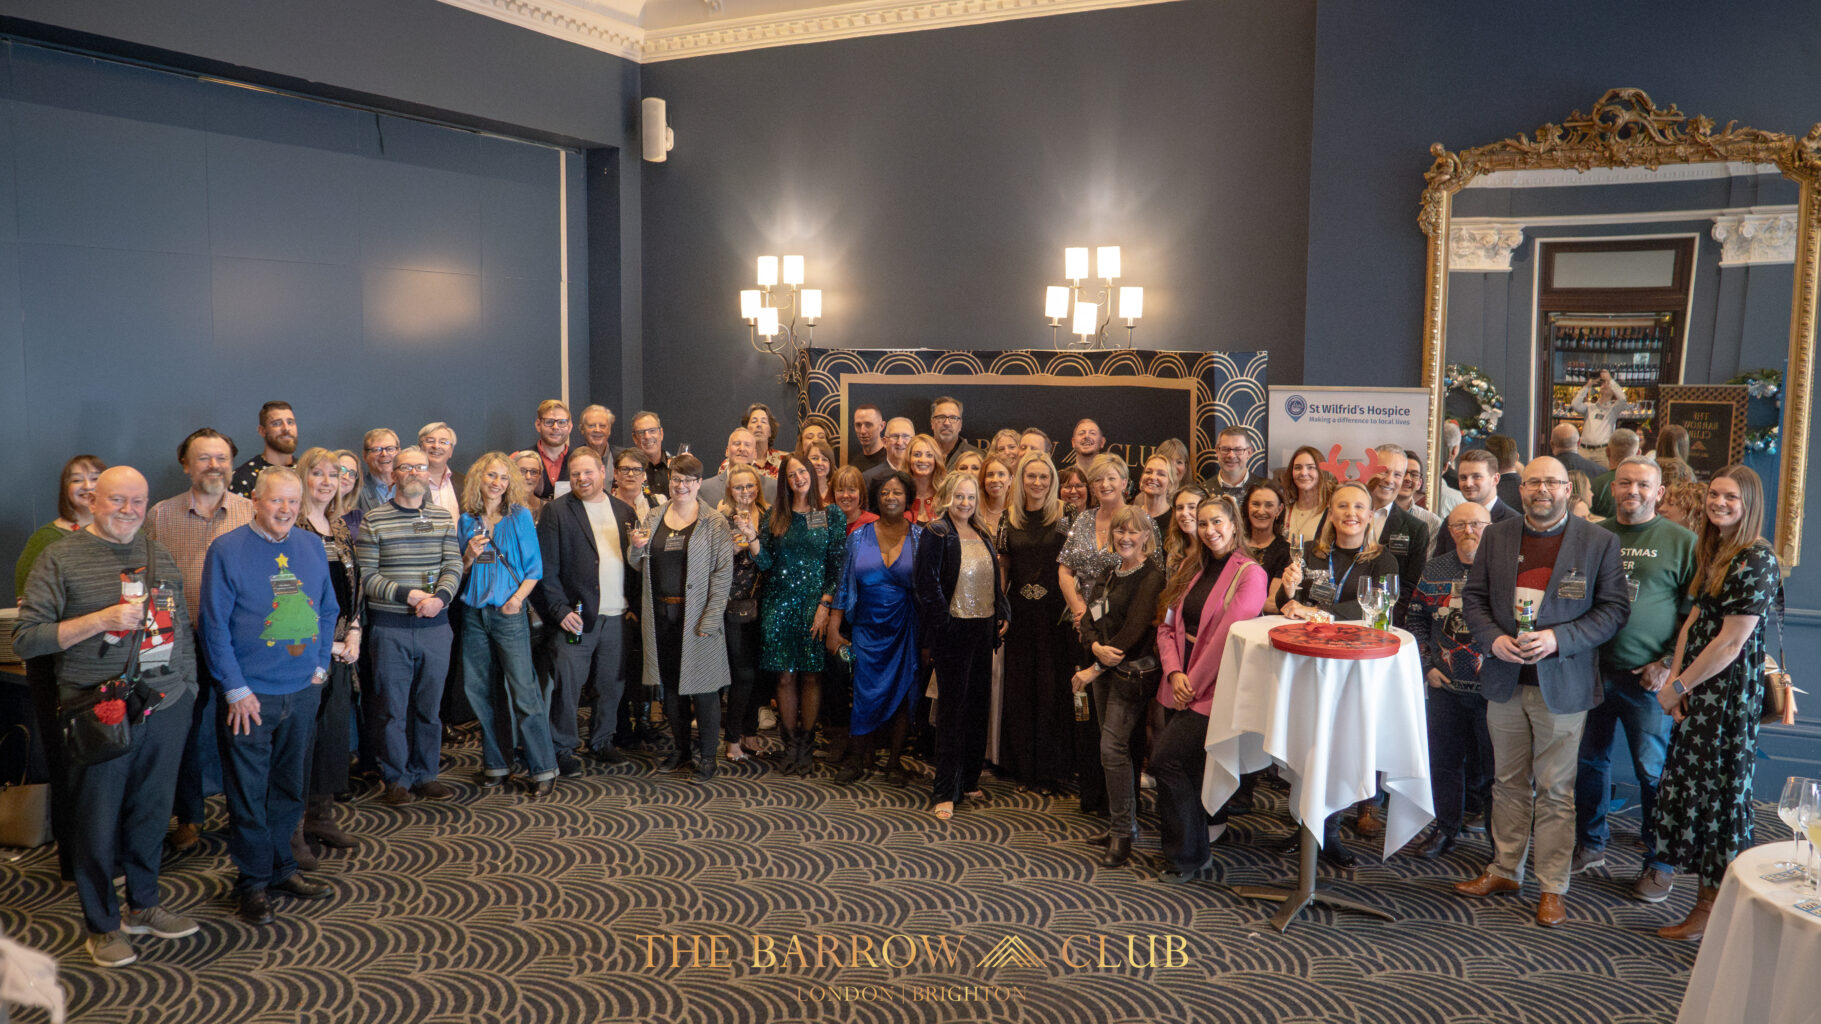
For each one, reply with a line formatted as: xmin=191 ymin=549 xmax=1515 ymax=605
xmin=10 ymin=395 xmax=1783 ymax=967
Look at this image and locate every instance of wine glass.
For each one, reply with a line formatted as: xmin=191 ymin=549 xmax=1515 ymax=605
xmin=1778 ymin=776 xmax=1813 ymax=869
xmin=1355 ymin=577 xmax=1382 ymax=626
xmin=1803 ymin=780 xmax=1821 ymax=894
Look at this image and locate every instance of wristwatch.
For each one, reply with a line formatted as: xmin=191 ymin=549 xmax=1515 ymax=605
xmin=1670 ymin=678 xmax=1689 ymax=696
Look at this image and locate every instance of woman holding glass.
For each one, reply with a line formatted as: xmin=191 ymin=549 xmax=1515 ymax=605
xmin=717 ymin=463 xmax=769 ymax=762
xmin=1152 ymin=496 xmax=1268 ymax=881
xmin=1280 ymin=482 xmax=1398 ymax=622
xmin=1652 ymin=465 xmax=1782 ymax=941
xmin=826 ymin=471 xmax=923 ymax=785
xmin=290 ymin=448 xmax=364 ymax=853
xmin=996 ymin=453 xmax=1076 ymax=794
xmin=455 ymin=452 xmax=557 ymax=796
xmin=759 ymin=451 xmax=847 ymax=775
xmin=629 ymin=453 xmax=734 ymax=783
xmin=1072 ymin=506 xmax=1168 ymax=867
xmin=915 ymin=472 xmax=1009 ymax=820
xmin=611 ymin=448 xmax=655 ymax=521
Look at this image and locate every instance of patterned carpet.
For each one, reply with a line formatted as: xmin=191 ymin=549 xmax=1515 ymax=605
xmin=1 ymin=732 xmax=1759 ymax=1024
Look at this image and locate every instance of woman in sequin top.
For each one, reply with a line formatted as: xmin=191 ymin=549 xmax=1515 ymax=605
xmin=757 ymin=451 xmax=847 ymax=774
xmin=914 ymin=473 xmax=1009 ymax=821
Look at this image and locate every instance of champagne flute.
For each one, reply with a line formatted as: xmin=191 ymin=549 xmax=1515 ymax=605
xmin=1803 ymin=780 xmax=1821 ymax=894
xmin=1778 ymin=776 xmax=1813 ymax=869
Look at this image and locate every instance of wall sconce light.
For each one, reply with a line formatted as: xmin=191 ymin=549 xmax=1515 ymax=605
xmin=1043 ymin=245 xmax=1142 ymax=348
xmin=740 ymin=254 xmax=821 ymax=385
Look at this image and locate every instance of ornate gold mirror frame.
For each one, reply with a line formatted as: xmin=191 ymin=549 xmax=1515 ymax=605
xmin=1420 ymin=89 xmax=1821 ymax=568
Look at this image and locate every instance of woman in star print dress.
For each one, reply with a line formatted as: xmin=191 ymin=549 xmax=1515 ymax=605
xmin=1652 ymin=465 xmax=1780 ymax=942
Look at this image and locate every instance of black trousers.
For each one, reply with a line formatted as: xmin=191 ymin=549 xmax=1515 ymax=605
xmin=722 ymin=614 xmax=764 ymax=742
xmin=306 ymin=659 xmax=354 ymax=799
xmin=1152 ymin=707 xmax=1213 ymax=872
xmin=930 ymin=617 xmax=995 ymax=804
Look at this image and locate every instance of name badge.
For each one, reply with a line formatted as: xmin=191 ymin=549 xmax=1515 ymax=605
xmin=151 ymin=584 xmax=177 ymax=612
xmin=663 ymin=531 xmax=687 ymax=552
xmin=1557 ymin=568 xmax=1587 ymax=602
xmin=1625 ymin=574 xmax=1640 ymax=602
xmin=1388 ymin=532 xmax=1410 ymax=556
xmin=475 ymin=549 xmax=498 ymax=564
xmin=1310 ymin=580 xmax=1338 ymax=607
xmin=807 ymin=511 xmax=829 ymax=531
xmin=413 ymin=518 xmax=435 ymax=534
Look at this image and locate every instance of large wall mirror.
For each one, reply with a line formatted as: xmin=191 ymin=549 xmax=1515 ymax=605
xmin=1420 ymin=89 xmax=1821 ymax=568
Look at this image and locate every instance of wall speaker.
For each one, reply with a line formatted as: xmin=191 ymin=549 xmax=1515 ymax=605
xmin=641 ymin=97 xmax=674 ymax=163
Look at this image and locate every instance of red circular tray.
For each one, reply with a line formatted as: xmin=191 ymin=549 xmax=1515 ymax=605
xmin=1269 ymin=621 xmax=1401 ymax=660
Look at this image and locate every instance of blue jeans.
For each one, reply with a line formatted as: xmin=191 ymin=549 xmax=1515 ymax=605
xmin=462 ymin=606 xmax=558 ymax=781
xmin=69 ymin=689 xmax=193 ymax=934
xmin=218 ymin=685 xmax=320 ymax=893
xmin=1575 ymin=665 xmax=1673 ymax=871
xmin=547 ymin=614 xmax=624 ymax=754
xmin=370 ymin=621 xmax=452 ymax=788
xmin=171 ymin=631 xmax=219 ymax=824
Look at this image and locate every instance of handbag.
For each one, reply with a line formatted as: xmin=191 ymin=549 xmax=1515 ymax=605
xmin=725 ymin=597 xmax=759 ymax=623
xmin=1762 ymin=581 xmax=1800 ymax=726
xmin=0 ymin=726 xmax=52 ymax=848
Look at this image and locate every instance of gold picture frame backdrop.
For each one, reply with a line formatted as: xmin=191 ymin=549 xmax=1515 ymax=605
xmin=1419 ymin=89 xmax=1821 ymax=568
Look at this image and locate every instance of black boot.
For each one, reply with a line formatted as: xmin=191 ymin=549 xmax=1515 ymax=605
xmin=777 ymin=732 xmax=801 ymax=776
xmin=302 ymin=795 xmax=356 ymax=849
xmin=1102 ymin=836 xmax=1133 ymax=868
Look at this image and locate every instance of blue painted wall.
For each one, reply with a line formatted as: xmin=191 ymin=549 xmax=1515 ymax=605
xmin=0 ymin=41 xmax=585 ymax=602
xmin=638 ymin=0 xmax=1317 ymax=453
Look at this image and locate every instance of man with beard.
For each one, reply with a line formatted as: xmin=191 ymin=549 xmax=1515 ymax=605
xmin=17 ymin=466 xmax=201 ymax=967
xmin=148 ymin=428 xmax=254 ymax=852
xmin=1457 ymin=456 xmax=1628 ymax=927
xmin=356 ymin=446 xmax=464 ymax=805
xmin=628 ymin=411 xmax=671 ymax=499
xmin=200 ymin=468 xmax=339 ymax=924
xmin=1208 ymin=427 xmax=1263 ymax=502
xmin=929 ymin=397 xmax=979 ymax=468
xmin=529 ymin=399 xmax=574 ymax=500
xmin=231 ymin=402 xmax=298 ymax=498
xmin=1068 ymin=418 xmax=1106 ymax=470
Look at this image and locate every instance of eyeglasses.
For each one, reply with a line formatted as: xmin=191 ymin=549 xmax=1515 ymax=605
xmin=1521 ymin=478 xmax=1570 ymax=491
xmin=615 ymin=466 xmax=646 ymax=475
xmin=394 ymin=464 xmax=431 ymax=474
xmin=1216 ymin=446 xmax=1252 ymax=456
xmin=336 ymin=468 xmax=356 ymax=478
xmin=632 ymin=427 xmax=662 ymax=438
xmin=672 ymin=476 xmax=700 ymax=486
xmin=931 ymin=414 xmax=961 ymax=423
xmin=540 ymin=418 xmax=571 ymax=428
xmin=1447 ymin=521 xmax=1488 ymax=534
xmin=365 ymin=445 xmax=399 ymax=455
xmin=884 ymin=433 xmax=914 ymax=442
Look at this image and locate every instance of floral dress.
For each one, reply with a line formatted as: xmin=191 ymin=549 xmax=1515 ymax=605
xmin=1653 ymin=543 xmax=1779 ymax=888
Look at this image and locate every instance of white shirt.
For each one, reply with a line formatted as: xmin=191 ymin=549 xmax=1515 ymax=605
xmin=1285 ymin=503 xmax=1325 ymax=545
xmin=1367 ymin=504 xmax=1392 ymax=546
xmin=428 ymin=469 xmax=461 ymax=519
xmin=1572 ymin=382 xmax=1632 ymax=445
xmin=583 ymin=496 xmax=627 ymax=616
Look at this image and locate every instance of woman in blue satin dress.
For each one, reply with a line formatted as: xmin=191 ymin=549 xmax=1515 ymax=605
xmin=826 ymin=471 xmax=923 ymax=786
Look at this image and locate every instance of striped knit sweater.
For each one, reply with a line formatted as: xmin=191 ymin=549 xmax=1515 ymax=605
xmin=355 ymin=501 xmax=463 ymax=627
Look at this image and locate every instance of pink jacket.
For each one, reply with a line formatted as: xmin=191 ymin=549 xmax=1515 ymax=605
xmin=1156 ymin=553 xmax=1269 ymax=715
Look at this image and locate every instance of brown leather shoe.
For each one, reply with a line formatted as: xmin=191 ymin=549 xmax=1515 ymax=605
xmin=1535 ymin=893 xmax=1566 ymax=926
xmin=1657 ymin=884 xmax=1718 ymax=941
xmin=1454 ymin=870 xmax=1521 ymax=897
xmin=1354 ymin=805 xmax=1384 ymax=837
xmin=169 ymin=822 xmax=201 ymax=852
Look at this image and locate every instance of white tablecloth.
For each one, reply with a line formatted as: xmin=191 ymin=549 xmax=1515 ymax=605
xmin=1201 ymin=615 xmax=1434 ymax=859
xmin=1678 ymin=842 xmax=1821 ymax=1024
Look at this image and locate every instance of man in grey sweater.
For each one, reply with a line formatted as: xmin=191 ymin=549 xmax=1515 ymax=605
xmin=16 ymin=466 xmax=202 ymax=968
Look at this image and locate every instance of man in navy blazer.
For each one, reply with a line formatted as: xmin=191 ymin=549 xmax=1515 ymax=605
xmin=534 ymin=448 xmax=640 ymax=772
xmin=1455 ymin=456 xmax=1629 ymax=928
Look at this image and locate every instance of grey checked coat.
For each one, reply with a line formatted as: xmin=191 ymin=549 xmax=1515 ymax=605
xmin=628 ymin=504 xmax=734 ymax=696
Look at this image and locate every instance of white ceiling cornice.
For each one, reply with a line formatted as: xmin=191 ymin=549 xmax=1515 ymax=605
xmin=435 ymin=0 xmax=1179 ymax=63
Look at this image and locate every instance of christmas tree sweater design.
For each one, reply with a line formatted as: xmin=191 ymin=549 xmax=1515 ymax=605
xmin=201 ymin=526 xmax=339 ymax=698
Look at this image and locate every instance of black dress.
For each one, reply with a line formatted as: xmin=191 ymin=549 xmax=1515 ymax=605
xmin=997 ymin=510 xmax=1074 ymax=789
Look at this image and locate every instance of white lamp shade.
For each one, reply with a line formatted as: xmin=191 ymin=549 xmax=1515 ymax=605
xmin=740 ymin=289 xmax=762 ymax=320
xmin=801 ymin=289 xmax=822 ymax=320
xmin=1064 ymin=247 xmax=1089 ymax=281
xmin=756 ymin=306 xmax=781 ymax=336
xmin=1119 ymin=286 xmax=1144 ymax=321
xmin=1045 ymin=286 xmax=1070 ymax=319
xmin=1097 ymin=246 xmax=1122 ymax=280
xmin=782 ymin=255 xmax=805 ymax=286
xmin=1072 ymin=301 xmax=1098 ymax=336
xmin=757 ymin=256 xmax=779 ymax=287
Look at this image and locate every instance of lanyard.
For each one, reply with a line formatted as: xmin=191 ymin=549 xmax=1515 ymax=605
xmin=1328 ymin=548 xmax=1359 ymax=600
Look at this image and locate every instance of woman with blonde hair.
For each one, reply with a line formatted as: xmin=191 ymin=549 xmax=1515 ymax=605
xmin=1652 ymin=465 xmax=1782 ymax=941
xmin=455 ymin=451 xmax=557 ymax=796
xmin=293 ymin=447 xmax=364 ymax=852
xmin=905 ymin=433 xmax=947 ymax=524
xmin=1135 ymin=454 xmax=1178 ymax=526
xmin=1281 ymin=481 xmax=1398 ymax=622
xmin=997 ymin=453 xmax=1076 ymax=793
xmin=990 ymin=429 xmax=1023 ymax=466
xmin=717 ymin=463 xmax=770 ymax=761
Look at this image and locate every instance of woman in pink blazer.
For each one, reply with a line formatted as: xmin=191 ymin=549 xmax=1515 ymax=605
xmin=1150 ymin=494 xmax=1269 ymax=883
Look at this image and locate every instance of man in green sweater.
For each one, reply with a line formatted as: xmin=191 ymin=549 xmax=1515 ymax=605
xmin=1573 ymin=455 xmax=1695 ymax=902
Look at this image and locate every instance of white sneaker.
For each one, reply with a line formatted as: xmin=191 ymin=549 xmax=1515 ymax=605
xmin=758 ymin=707 xmax=778 ymax=730
xmin=122 ymin=905 xmax=200 ymax=939
xmin=86 ymin=931 xmax=137 ymax=968
xmin=1140 ymin=772 xmax=1157 ymax=790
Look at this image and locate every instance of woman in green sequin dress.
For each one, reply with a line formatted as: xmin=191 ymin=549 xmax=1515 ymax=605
xmin=757 ymin=451 xmax=846 ymax=774
xmin=1652 ymin=466 xmax=1780 ymax=942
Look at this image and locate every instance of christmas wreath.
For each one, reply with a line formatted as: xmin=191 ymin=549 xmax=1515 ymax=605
xmin=1444 ymin=363 xmax=1503 ymax=441
xmin=1726 ymin=368 xmax=1782 ymax=455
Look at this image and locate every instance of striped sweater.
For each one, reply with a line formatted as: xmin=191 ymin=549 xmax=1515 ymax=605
xmin=355 ymin=501 xmax=463 ymax=626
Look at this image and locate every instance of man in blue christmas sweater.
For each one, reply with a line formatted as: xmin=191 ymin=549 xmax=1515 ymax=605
xmin=201 ymin=467 xmax=339 ymax=926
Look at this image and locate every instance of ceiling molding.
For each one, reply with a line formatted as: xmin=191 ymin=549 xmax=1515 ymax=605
xmin=436 ymin=0 xmax=644 ymax=60
xmin=436 ymin=0 xmax=1180 ymax=63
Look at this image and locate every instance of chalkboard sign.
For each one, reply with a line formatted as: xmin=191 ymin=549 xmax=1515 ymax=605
xmin=1659 ymin=385 xmax=1748 ymax=478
